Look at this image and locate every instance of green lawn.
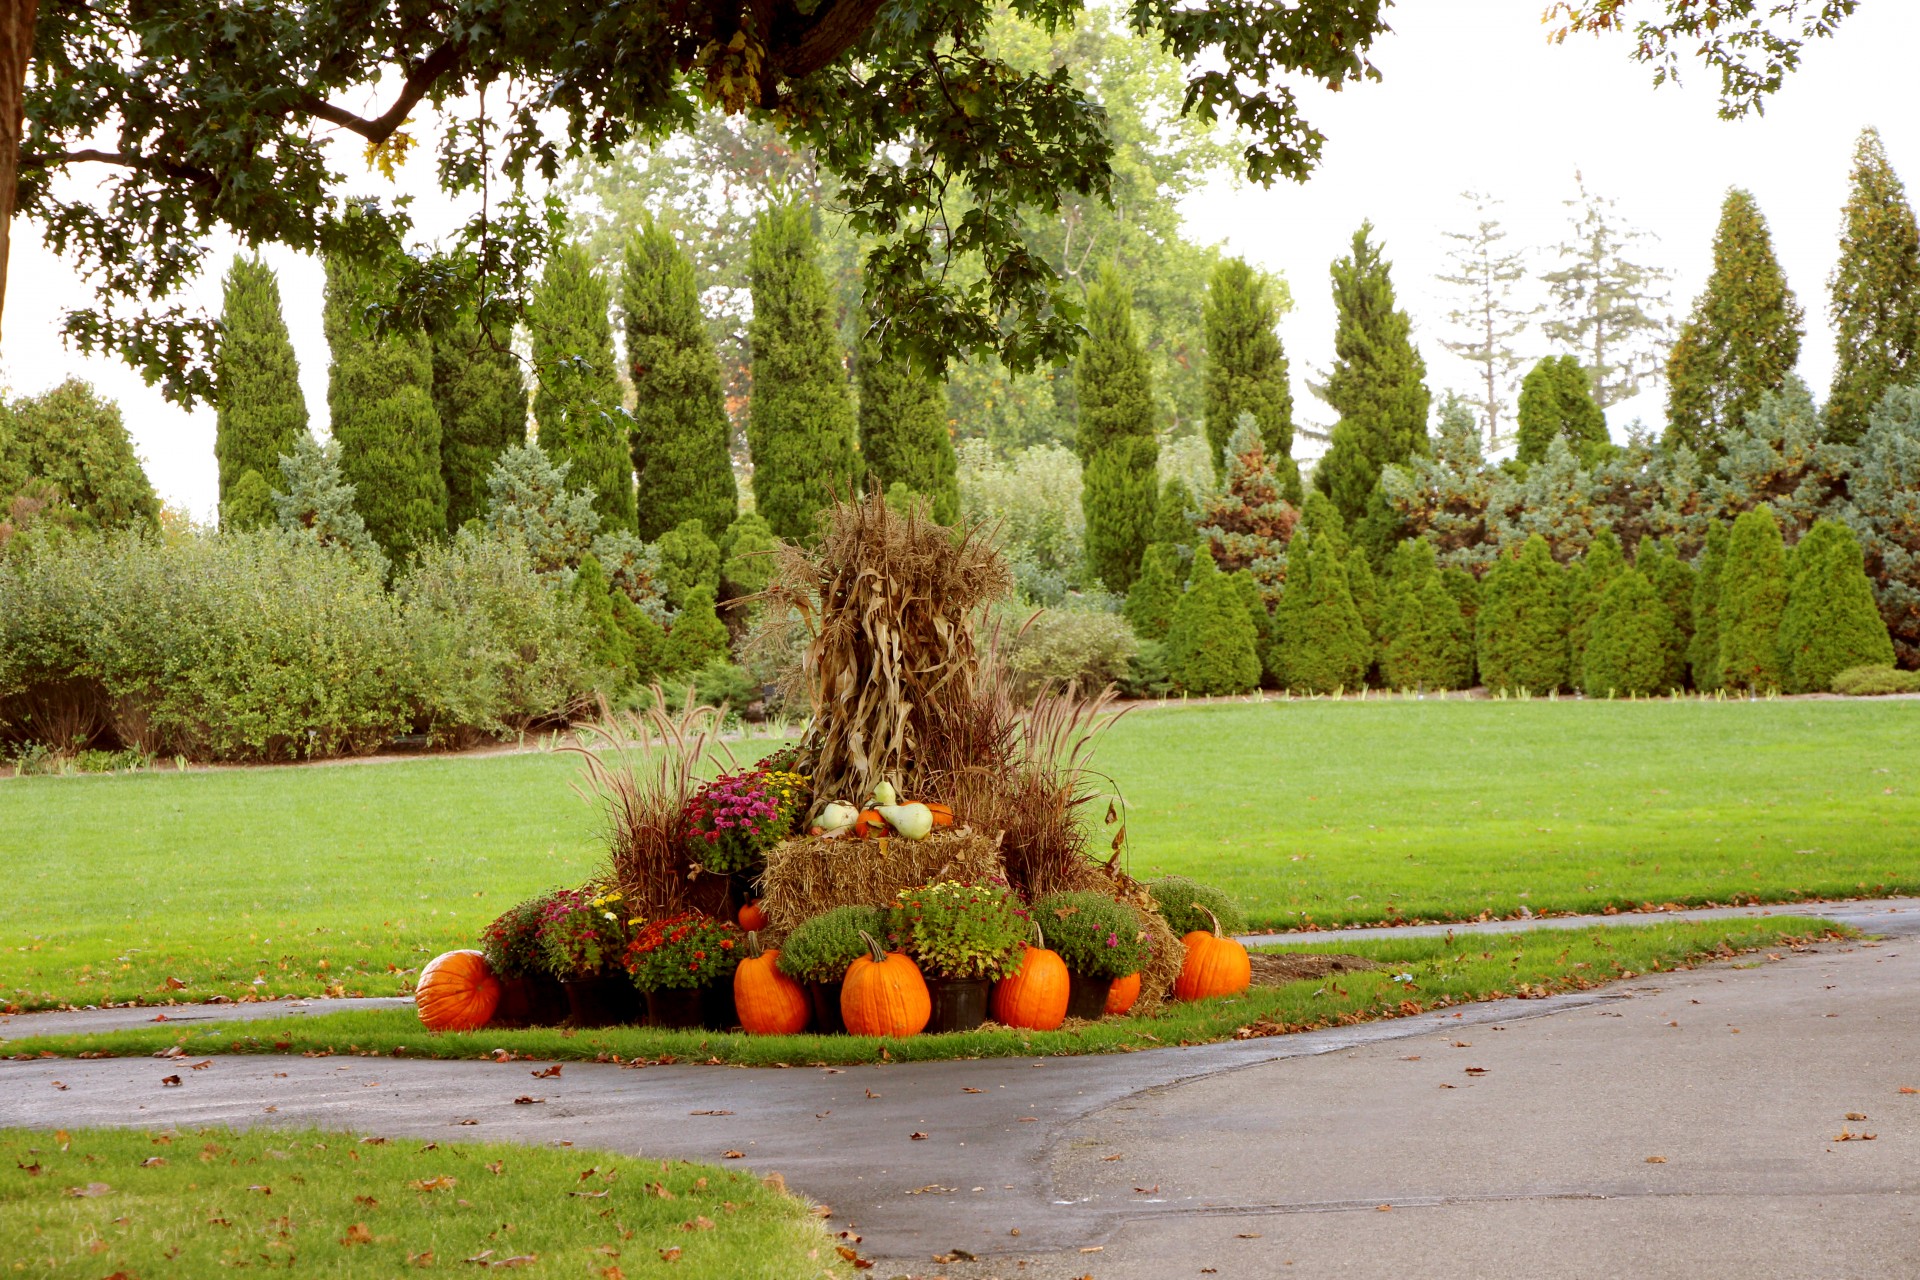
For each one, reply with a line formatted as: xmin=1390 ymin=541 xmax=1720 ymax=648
xmin=0 ymin=1126 xmax=852 ymax=1278
xmin=2 ymin=699 xmax=1914 ymax=1010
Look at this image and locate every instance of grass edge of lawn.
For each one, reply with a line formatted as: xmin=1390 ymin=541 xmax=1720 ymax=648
xmin=3 ymin=919 xmax=1853 ymax=1069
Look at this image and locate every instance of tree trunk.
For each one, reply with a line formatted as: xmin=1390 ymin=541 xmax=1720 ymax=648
xmin=0 ymin=0 xmax=40 ymax=349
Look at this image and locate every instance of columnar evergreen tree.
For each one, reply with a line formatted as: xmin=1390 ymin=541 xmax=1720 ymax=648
xmin=1515 ymin=355 xmax=1608 ymax=466
xmin=1436 ymin=192 xmax=1531 ymax=447
xmin=1383 ymin=576 xmax=1474 ymax=691
xmin=1635 ymin=537 xmax=1695 ymax=692
xmin=1564 ymin=526 xmax=1625 ymax=677
xmin=1689 ymin=521 xmax=1730 ymax=691
xmin=1230 ymin=567 xmax=1274 ymax=661
xmin=1202 ymin=257 xmax=1296 ymax=490
xmin=663 ymin=584 xmax=731 ymax=674
xmin=1271 ymin=532 xmax=1371 ymax=693
xmin=655 ymin=517 xmax=723 ymax=611
xmin=1846 ymin=385 xmax=1920 ymax=667
xmin=531 ymin=242 xmax=635 ymax=531
xmin=432 ymin=313 xmax=526 ymax=532
xmin=622 ymin=220 xmax=739 ymax=540
xmin=1345 ymin=547 xmax=1383 ymax=660
xmin=1777 ymin=519 xmax=1895 ymax=693
xmin=215 ymin=254 xmax=308 ymax=527
xmin=323 ymin=255 xmax=446 ymax=564
xmin=1124 ymin=543 xmax=1182 ymax=641
xmin=272 ymin=433 xmax=384 ymax=568
xmin=1826 ymin=128 xmax=1920 ymax=446
xmin=857 ymin=342 xmax=959 ymax=525
xmin=1542 ymin=173 xmax=1672 ymax=409
xmin=1477 ymin=534 xmax=1569 ymax=694
xmin=1666 ymin=190 xmax=1804 ymax=461
xmin=1075 ymin=267 xmax=1160 ymax=592
xmin=1165 ymin=546 xmax=1261 ymax=695
xmin=746 ymin=203 xmax=858 ymax=541
xmin=1315 ymin=223 xmax=1431 ymax=527
xmin=1716 ymin=506 xmax=1790 ymax=691
xmin=1151 ymin=476 xmax=1197 ymax=557
xmin=1197 ymin=413 xmax=1298 ymax=581
xmin=1582 ymin=568 xmax=1679 ymax=696
xmin=0 ymin=380 xmax=161 ymax=531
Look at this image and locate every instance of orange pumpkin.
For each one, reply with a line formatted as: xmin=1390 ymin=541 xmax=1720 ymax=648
xmin=926 ymin=802 xmax=956 ymax=828
xmin=416 ymin=949 xmax=501 ymax=1032
xmin=737 ymin=900 xmax=768 ymax=932
xmin=851 ymin=809 xmax=889 ymax=840
xmin=991 ymin=932 xmax=1069 ymax=1031
xmin=1173 ymin=907 xmax=1251 ymax=1001
xmin=839 ymin=932 xmax=930 ymax=1038
xmin=734 ymin=933 xmax=811 ymax=1035
xmin=1104 ymin=971 xmax=1142 ymax=1016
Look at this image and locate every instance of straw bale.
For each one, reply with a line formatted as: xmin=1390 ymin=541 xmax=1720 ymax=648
xmin=757 ymin=827 xmax=1007 ymax=930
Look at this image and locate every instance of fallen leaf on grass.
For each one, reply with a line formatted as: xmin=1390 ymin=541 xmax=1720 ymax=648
xmin=139 ymin=1157 xmax=167 ymax=1168
xmin=570 ymin=1189 xmax=609 ymax=1199
xmin=408 ymin=1251 xmax=434 ymax=1267
xmin=340 ymin=1223 xmax=373 ymax=1246
xmin=657 ymin=1247 xmax=681 ymax=1262
xmin=485 ymin=1162 xmax=504 ymax=1175
xmin=410 ymin=1176 xmax=457 ymax=1192
xmin=354 ymin=1195 xmax=378 ymax=1207
xmin=680 ymin=1216 xmax=715 ymax=1232
xmin=64 ymin=1183 xmax=111 ymax=1198
xmin=835 ymin=1244 xmax=875 ymax=1269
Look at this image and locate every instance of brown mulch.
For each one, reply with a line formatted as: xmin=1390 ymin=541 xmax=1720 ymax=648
xmin=1248 ymin=952 xmax=1378 ymax=987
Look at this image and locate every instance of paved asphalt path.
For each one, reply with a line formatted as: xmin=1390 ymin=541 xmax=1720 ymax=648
xmin=3 ymin=899 xmax=1916 ymax=1278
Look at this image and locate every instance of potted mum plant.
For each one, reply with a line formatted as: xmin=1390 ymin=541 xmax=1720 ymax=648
xmin=1031 ymin=891 xmax=1150 ymax=1020
xmin=624 ymin=913 xmax=745 ymax=1028
xmin=537 ymin=885 xmax=640 ymax=1027
xmin=480 ymin=891 xmax=568 ymax=1027
xmin=683 ymin=767 xmax=810 ymax=885
xmin=887 ymin=880 xmax=1029 ymax=1033
xmin=774 ymin=905 xmax=888 ymax=1034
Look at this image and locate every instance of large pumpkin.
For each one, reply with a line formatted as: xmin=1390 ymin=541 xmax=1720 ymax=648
xmin=735 ymin=934 xmax=811 ymax=1035
xmin=991 ymin=936 xmax=1069 ymax=1031
xmin=1105 ymin=971 xmax=1142 ymax=1016
xmin=416 ymin=950 xmax=501 ymax=1032
xmin=840 ymin=932 xmax=930 ymax=1038
xmin=1173 ymin=908 xmax=1251 ymax=1001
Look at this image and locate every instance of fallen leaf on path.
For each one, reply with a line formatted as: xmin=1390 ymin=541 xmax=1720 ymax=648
xmin=530 ymin=1065 xmax=563 ymax=1079
xmin=160 ymin=1075 xmax=181 ymax=1087
xmin=1464 ymin=1067 xmax=1488 ymax=1075
xmin=1236 ymin=1232 xmax=1262 ymax=1239
xmin=1376 ymin=1204 xmax=1393 ymax=1212
xmin=1846 ymin=1113 xmax=1868 ymax=1122
xmin=188 ymin=1060 xmax=212 ymax=1070
xmin=1133 ymin=1184 xmax=1159 ymax=1194
xmin=1834 ymin=1130 xmax=1877 ymax=1142
xmin=1899 ymin=1087 xmax=1917 ymax=1095
xmin=962 ymin=1087 xmax=983 ymax=1094
xmin=1101 ymin=1153 xmax=1123 ymax=1161
xmin=689 ymin=1110 xmax=733 ymax=1116
xmin=905 ymin=1185 xmax=955 ymax=1195
xmin=835 ymin=1244 xmax=874 ymax=1269
xmin=722 ymin=1150 xmax=745 ymax=1159
xmin=1079 ymin=1245 xmax=1104 ymax=1252
xmin=864 ymin=1089 xmax=880 ymax=1099
xmin=909 ymin=1132 xmax=928 ymax=1141
xmin=512 ymin=1096 xmax=544 ymax=1105
xmin=1645 ymin=1156 xmax=1666 ymax=1164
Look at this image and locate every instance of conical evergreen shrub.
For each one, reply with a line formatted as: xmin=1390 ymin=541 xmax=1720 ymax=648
xmin=433 ymin=313 xmax=526 ymax=532
xmin=215 ymin=255 xmax=309 ymax=527
xmin=655 ymin=518 xmax=723 ymax=611
xmin=1199 ymin=413 xmax=1298 ymax=579
xmin=1635 ymin=537 xmax=1696 ymax=692
xmin=1583 ymin=568 xmax=1680 ymax=696
xmin=1477 ymin=534 xmax=1569 ymax=693
xmin=1717 ymin=506 xmax=1790 ymax=691
xmin=1165 ymin=547 xmax=1260 ymax=695
xmin=1689 ymin=521 xmax=1730 ymax=691
xmin=573 ymin=553 xmax=637 ymax=682
xmin=857 ymin=342 xmax=959 ymax=525
xmin=1271 ymin=532 xmax=1371 ymax=693
xmin=222 ymin=467 xmax=276 ymax=532
xmin=1515 ymin=355 xmax=1608 ymax=465
xmin=1230 ymin=567 xmax=1275 ymax=661
xmin=663 ymin=583 xmax=731 ymax=675
xmin=272 ymin=434 xmax=385 ymax=569
xmin=531 ymin=242 xmax=635 ymax=530
xmin=1564 ymin=527 xmax=1625 ymax=676
xmin=1383 ymin=576 xmax=1474 ymax=691
xmin=1124 ymin=543 xmax=1182 ymax=641
xmin=1777 ymin=519 xmax=1895 ymax=692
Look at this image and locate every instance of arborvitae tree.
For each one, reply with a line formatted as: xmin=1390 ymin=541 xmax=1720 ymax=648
xmin=1076 ymin=268 xmax=1160 ymax=592
xmin=483 ymin=441 xmax=602 ymax=576
xmin=1847 ymin=385 xmax=1920 ymax=668
xmin=1778 ymin=519 xmax=1895 ymax=693
xmin=1716 ymin=506 xmax=1790 ymax=691
xmin=857 ymin=343 xmax=959 ymax=524
xmin=223 ymin=467 xmax=276 ymax=531
xmin=531 ymin=242 xmax=635 ymax=531
xmin=1271 ymin=532 xmax=1371 ymax=693
xmin=622 ymin=220 xmax=739 ymax=541
xmin=1314 ymin=222 xmax=1431 ymax=527
xmin=273 ymin=433 xmax=384 ymax=568
xmin=1384 ymin=576 xmax=1474 ymax=691
xmin=1666 ymin=190 xmax=1805 ymax=461
xmin=1583 ymin=568 xmax=1679 ymax=696
xmin=1151 ymin=476 xmax=1197 ymax=556
xmin=1437 ymin=191 xmax=1531 ymax=447
xmin=1345 ymin=546 xmax=1383 ymax=657
xmin=324 ymin=254 xmax=446 ymax=564
xmin=1636 ymin=537 xmax=1696 ymax=692
xmin=747 ymin=202 xmax=858 ymax=541
xmin=1164 ymin=546 xmax=1261 ymax=695
xmin=1541 ymin=173 xmax=1672 ymax=409
xmin=663 ymin=583 xmax=731 ymax=674
xmin=1477 ymin=534 xmax=1570 ymax=693
xmin=0 ymin=379 xmax=161 ymax=531
xmin=615 ymin=588 xmax=670 ymax=685
xmin=1230 ymin=567 xmax=1274 ymax=661
xmin=1297 ymin=489 xmax=1350 ymax=561
xmin=1198 ymin=413 xmax=1298 ymax=579
xmin=655 ymin=517 xmax=722 ymax=611
xmin=432 ymin=313 xmax=526 ymax=532
xmin=718 ymin=512 xmax=780 ymax=603
xmin=1515 ymin=355 xmax=1608 ymax=466
xmin=1441 ymin=566 xmax=1483 ymax=685
xmin=1689 ymin=521 xmax=1731 ymax=691
xmin=1203 ymin=257 xmax=1296 ymax=489
xmin=573 ymin=553 xmax=638 ymax=682
xmin=1564 ymin=526 xmax=1626 ymax=677
xmin=215 ymin=254 xmax=308 ymax=524
xmin=1827 ymin=128 xmax=1920 ymax=446
xmin=1124 ymin=543 xmax=1182 ymax=641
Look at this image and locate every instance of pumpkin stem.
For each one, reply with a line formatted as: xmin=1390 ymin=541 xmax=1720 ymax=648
xmin=1030 ymin=920 xmax=1047 ymax=952
xmin=746 ymin=930 xmax=763 ymax=960
xmin=1198 ymin=904 xmax=1224 ymax=939
xmin=856 ymin=929 xmax=887 ymax=965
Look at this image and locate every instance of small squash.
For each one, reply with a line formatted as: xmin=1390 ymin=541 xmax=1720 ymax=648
xmin=1104 ymin=971 xmax=1142 ymax=1016
xmin=840 ymin=932 xmax=930 ymax=1038
xmin=737 ymin=900 xmax=768 ymax=933
xmin=416 ymin=949 xmax=501 ymax=1032
xmin=991 ymin=928 xmax=1070 ymax=1031
xmin=1173 ymin=907 xmax=1251 ymax=1001
xmin=734 ymin=933 xmax=811 ymax=1035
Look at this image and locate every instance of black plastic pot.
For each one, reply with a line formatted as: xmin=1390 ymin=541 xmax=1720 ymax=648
xmin=492 ymin=974 xmax=568 ymax=1028
xmin=646 ymin=986 xmax=705 ymax=1029
xmin=1065 ymin=970 xmax=1113 ymax=1022
xmin=701 ymin=981 xmax=739 ymax=1031
xmin=808 ymin=980 xmax=846 ymax=1034
xmin=924 ymin=975 xmax=991 ymax=1034
xmin=563 ymin=974 xmax=643 ymax=1028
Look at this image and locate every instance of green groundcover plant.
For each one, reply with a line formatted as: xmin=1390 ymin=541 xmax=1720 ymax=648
xmin=775 ymin=907 xmax=888 ymax=985
xmin=624 ymin=913 xmax=744 ymax=991
xmin=1830 ymin=664 xmax=1920 ymax=695
xmin=1149 ymin=876 xmax=1248 ymax=936
xmin=1032 ymin=891 xmax=1149 ymax=978
xmin=887 ymin=880 xmax=1030 ymax=980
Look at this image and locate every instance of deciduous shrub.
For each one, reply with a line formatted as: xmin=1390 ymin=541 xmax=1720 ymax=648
xmin=999 ymin=604 xmax=1140 ymax=701
xmin=1830 ymin=664 xmax=1920 ymax=695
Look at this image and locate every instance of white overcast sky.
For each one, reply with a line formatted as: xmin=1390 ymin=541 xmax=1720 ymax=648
xmin=6 ymin=0 xmax=1919 ymax=521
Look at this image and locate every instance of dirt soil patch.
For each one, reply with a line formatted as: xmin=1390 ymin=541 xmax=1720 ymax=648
xmin=1250 ymin=952 xmax=1378 ymax=986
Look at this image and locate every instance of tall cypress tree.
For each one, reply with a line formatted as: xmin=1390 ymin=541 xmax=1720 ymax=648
xmin=1666 ymin=190 xmax=1804 ymax=460
xmin=323 ymin=255 xmax=446 ymax=564
xmin=1777 ymin=519 xmax=1895 ymax=693
xmin=1826 ymin=128 xmax=1920 ymax=446
xmin=622 ymin=220 xmax=739 ymax=540
xmin=432 ymin=313 xmax=526 ymax=532
xmin=1314 ymin=223 xmax=1431 ymax=527
xmin=1689 ymin=521 xmax=1731 ymax=691
xmin=1477 ymin=535 xmax=1569 ymax=694
xmin=531 ymin=242 xmax=635 ymax=531
xmin=1717 ymin=506 xmax=1790 ymax=692
xmin=746 ymin=202 xmax=858 ymax=541
xmin=215 ymin=254 xmax=308 ymax=528
xmin=1075 ymin=267 xmax=1160 ymax=593
xmin=856 ymin=342 xmax=960 ymax=525
xmin=1203 ymin=257 xmax=1296 ymax=493
xmin=1515 ymin=355 xmax=1608 ymax=466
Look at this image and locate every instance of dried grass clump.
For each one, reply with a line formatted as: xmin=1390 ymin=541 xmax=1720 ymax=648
xmin=752 ymin=486 xmax=1013 ymax=805
xmin=758 ymin=828 xmax=1007 ymax=931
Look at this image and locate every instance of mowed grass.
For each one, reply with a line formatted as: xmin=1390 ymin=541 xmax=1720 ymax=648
xmin=0 ymin=1125 xmax=852 ymax=1278
xmin=1 ymin=699 xmax=1915 ymax=1009
xmin=0 ymin=919 xmax=1845 ymax=1066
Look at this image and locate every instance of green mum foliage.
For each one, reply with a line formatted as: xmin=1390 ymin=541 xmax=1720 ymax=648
xmin=1582 ymin=568 xmax=1680 ymax=697
xmin=1476 ymin=534 xmax=1569 ymax=695
xmin=1777 ymin=519 xmax=1895 ymax=694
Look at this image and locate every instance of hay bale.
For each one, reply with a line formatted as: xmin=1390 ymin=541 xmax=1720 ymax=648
xmin=757 ymin=827 xmax=1007 ymax=930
